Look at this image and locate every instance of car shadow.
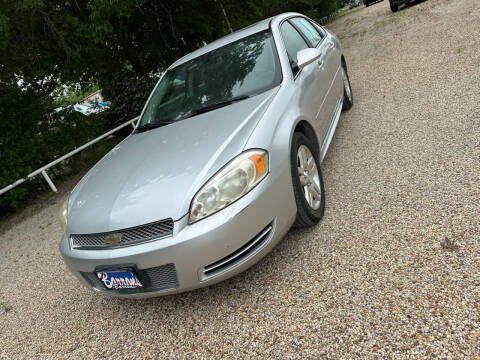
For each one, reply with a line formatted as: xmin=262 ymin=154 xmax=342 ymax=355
xmin=91 ymin=223 xmax=328 ymax=321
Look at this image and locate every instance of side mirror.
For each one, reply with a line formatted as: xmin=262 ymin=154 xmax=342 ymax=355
xmin=296 ymin=48 xmax=322 ymax=70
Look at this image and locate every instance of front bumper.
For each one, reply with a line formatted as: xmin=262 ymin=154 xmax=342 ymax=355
xmin=60 ymin=167 xmax=297 ymax=298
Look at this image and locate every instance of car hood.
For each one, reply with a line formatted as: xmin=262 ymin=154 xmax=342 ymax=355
xmin=67 ymin=88 xmax=278 ymax=234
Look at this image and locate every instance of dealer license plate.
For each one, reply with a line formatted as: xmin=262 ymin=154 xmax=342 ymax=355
xmin=96 ymin=270 xmax=143 ymax=290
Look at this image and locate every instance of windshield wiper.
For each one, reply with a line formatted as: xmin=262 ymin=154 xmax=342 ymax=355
xmin=136 ymin=95 xmax=251 ymax=133
xmin=191 ymin=95 xmax=250 ymax=116
xmin=135 ymin=121 xmax=174 ymax=133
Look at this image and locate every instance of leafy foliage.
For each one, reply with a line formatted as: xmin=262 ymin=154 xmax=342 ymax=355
xmin=52 ymin=84 xmax=101 ymax=107
xmin=0 ymin=83 xmax=104 ymax=213
xmin=101 ymin=71 xmax=159 ymax=128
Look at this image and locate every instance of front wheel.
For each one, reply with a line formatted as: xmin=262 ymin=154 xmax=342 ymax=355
xmin=390 ymin=3 xmax=398 ymax=11
xmin=290 ymin=133 xmax=325 ymax=228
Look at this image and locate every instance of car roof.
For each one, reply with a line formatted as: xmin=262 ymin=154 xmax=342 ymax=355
xmin=168 ymin=13 xmax=300 ymax=69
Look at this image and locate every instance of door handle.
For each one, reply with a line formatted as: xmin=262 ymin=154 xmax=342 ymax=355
xmin=317 ymin=59 xmax=324 ymax=67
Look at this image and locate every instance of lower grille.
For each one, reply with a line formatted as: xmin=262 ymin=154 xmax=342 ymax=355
xmin=203 ymin=222 xmax=274 ymax=277
xmin=81 ymin=263 xmax=178 ymax=294
xmin=70 ymin=219 xmax=174 ymax=249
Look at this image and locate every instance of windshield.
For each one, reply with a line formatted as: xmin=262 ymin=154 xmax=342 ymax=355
xmin=139 ymin=30 xmax=281 ymax=127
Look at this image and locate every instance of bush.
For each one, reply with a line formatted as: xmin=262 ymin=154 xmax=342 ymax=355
xmin=0 ymin=84 xmax=107 ymax=215
xmin=101 ymin=70 xmax=159 ymax=129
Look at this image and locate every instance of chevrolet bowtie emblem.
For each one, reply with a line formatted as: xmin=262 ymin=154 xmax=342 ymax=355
xmin=104 ymin=233 xmax=123 ymax=246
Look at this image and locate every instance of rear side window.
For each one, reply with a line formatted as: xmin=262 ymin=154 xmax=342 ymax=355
xmin=280 ymin=21 xmax=309 ymax=75
xmin=310 ymin=20 xmax=327 ymax=38
xmin=290 ymin=17 xmax=323 ymax=47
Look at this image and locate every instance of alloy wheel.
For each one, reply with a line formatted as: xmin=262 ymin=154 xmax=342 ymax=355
xmin=297 ymin=145 xmax=322 ymax=210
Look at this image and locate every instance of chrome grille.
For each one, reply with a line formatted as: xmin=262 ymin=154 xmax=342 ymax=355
xmin=81 ymin=263 xmax=178 ymax=293
xmin=70 ymin=219 xmax=174 ymax=249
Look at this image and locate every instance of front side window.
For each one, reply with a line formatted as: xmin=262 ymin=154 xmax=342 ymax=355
xmin=139 ymin=30 xmax=281 ymax=127
xmin=280 ymin=21 xmax=309 ymax=75
xmin=290 ymin=18 xmax=323 ymax=47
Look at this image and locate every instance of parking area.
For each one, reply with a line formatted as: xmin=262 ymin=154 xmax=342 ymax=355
xmin=1 ymin=0 xmax=479 ymax=358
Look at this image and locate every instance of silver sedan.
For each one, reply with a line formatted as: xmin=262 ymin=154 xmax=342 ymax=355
xmin=59 ymin=12 xmax=353 ymax=298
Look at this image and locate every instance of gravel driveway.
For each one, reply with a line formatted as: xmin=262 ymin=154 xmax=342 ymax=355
xmin=1 ymin=0 xmax=479 ymax=358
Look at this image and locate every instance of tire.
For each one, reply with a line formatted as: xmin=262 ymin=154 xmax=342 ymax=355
xmin=341 ymin=60 xmax=353 ymax=111
xmin=290 ymin=133 xmax=325 ymax=228
xmin=390 ymin=3 xmax=398 ymax=11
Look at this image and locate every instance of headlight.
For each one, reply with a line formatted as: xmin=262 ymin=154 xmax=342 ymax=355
xmin=58 ymin=197 xmax=69 ymax=235
xmin=189 ymin=149 xmax=269 ymax=223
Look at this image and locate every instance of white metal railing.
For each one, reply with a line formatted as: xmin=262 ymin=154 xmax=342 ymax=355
xmin=0 ymin=116 xmax=140 ymax=196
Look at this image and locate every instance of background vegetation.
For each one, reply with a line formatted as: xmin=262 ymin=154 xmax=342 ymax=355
xmin=0 ymin=0 xmax=339 ymax=215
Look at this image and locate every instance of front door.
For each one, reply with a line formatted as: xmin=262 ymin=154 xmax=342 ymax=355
xmin=280 ymin=20 xmax=330 ymax=150
xmin=289 ymin=17 xmax=338 ymax=145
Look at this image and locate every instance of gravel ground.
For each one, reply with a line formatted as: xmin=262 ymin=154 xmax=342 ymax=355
xmin=1 ymin=0 xmax=480 ymax=358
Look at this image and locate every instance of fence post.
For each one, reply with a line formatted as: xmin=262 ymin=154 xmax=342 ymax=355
xmin=41 ymin=170 xmax=58 ymax=193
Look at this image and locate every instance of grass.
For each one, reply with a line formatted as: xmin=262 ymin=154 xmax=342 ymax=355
xmin=39 ymin=192 xmax=55 ymax=202
xmin=327 ymin=8 xmax=351 ymax=24
xmin=336 ymin=7 xmax=351 ymax=18
xmin=0 ymin=302 xmax=12 ymax=313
